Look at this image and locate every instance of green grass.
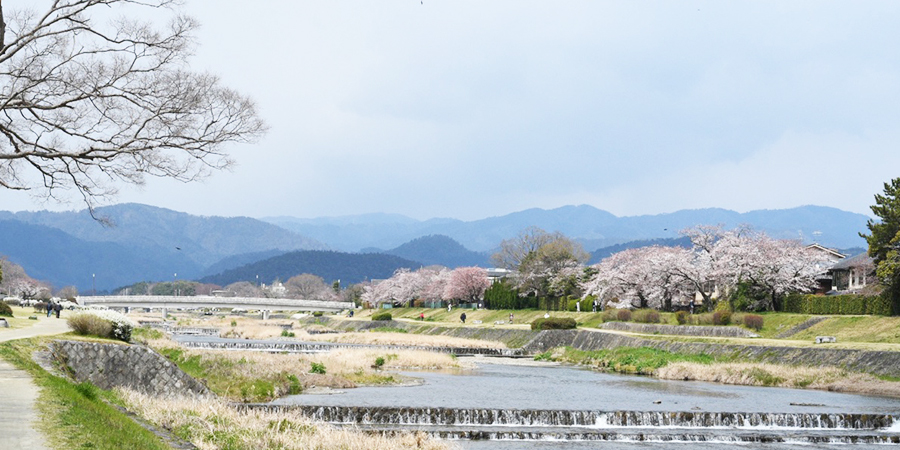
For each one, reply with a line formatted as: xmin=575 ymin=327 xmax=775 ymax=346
xmin=0 ymin=337 xmax=170 ymax=450
xmin=548 ymin=346 xmax=720 ymax=375
xmin=156 ymin=347 xmax=302 ymax=402
xmin=369 ymin=326 xmax=408 ymax=333
xmin=789 ymin=315 xmax=900 ymax=344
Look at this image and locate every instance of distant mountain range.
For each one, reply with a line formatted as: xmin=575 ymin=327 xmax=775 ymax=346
xmin=0 ymin=204 xmax=326 ymax=291
xmin=0 ymin=203 xmax=872 ymax=292
xmin=264 ymin=205 xmax=870 ymax=253
xmin=198 ymin=251 xmax=422 ymax=287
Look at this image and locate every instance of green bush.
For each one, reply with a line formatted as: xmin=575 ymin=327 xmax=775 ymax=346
xmin=782 ymin=293 xmax=892 ymax=316
xmin=743 ymin=314 xmax=764 ymax=331
xmin=0 ymin=301 xmax=12 ymax=317
xmin=280 ymin=329 xmax=295 ymax=337
xmin=371 ymin=312 xmax=392 ymax=321
xmin=675 ymin=310 xmax=689 ymax=325
xmin=530 ymin=317 xmax=577 ymax=330
xmin=309 ymin=362 xmax=326 ymax=374
xmin=374 ymin=357 xmax=385 ymax=368
xmin=616 ymin=309 xmax=632 ymax=322
xmin=712 ymin=310 xmax=732 ymax=326
xmin=632 ymin=309 xmax=660 ymax=324
xmin=312 ymin=311 xmax=324 ymax=317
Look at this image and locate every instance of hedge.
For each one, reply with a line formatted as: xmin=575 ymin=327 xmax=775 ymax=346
xmin=530 ymin=317 xmax=577 ymax=330
xmin=371 ymin=312 xmax=392 ymax=321
xmin=782 ymin=293 xmax=892 ymax=316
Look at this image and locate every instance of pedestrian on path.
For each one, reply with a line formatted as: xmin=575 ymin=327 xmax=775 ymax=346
xmin=460 ymin=312 xmax=466 ymax=324
xmin=46 ymin=302 xmax=52 ymax=317
xmin=54 ymin=303 xmax=62 ymax=318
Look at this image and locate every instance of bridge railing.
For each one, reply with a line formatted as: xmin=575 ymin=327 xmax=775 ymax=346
xmin=77 ymin=295 xmax=353 ymax=312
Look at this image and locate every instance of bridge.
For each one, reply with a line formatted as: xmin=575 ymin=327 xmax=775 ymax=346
xmin=77 ymin=295 xmax=353 ymax=319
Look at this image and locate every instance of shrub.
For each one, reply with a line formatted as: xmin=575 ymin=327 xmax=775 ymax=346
xmin=743 ymin=314 xmax=764 ymax=331
xmin=312 ymin=311 xmax=324 ymax=317
xmin=633 ymin=309 xmax=660 ymax=324
xmin=675 ymin=310 xmax=689 ymax=325
xmin=0 ymin=301 xmax=13 ymax=317
xmin=371 ymin=312 xmax=392 ymax=321
xmin=67 ymin=313 xmax=113 ymax=338
xmin=374 ymin=357 xmax=385 ymax=368
xmin=712 ymin=310 xmax=732 ymax=326
xmin=601 ymin=309 xmax=617 ymax=322
xmin=782 ymin=293 xmax=891 ymax=316
xmin=616 ymin=309 xmax=632 ymax=322
xmin=67 ymin=310 xmax=134 ymax=341
xmin=309 ymin=362 xmax=326 ymax=374
xmin=280 ymin=330 xmax=295 ymax=337
xmin=530 ymin=317 xmax=577 ymax=330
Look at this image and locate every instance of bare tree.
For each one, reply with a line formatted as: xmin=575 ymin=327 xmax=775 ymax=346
xmin=285 ymin=273 xmax=331 ymax=300
xmin=0 ymin=1 xmax=265 ymax=212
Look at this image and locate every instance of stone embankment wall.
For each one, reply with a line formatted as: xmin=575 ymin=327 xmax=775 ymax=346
xmin=600 ymin=322 xmax=759 ymax=338
xmin=308 ymin=318 xmax=540 ymax=349
xmin=51 ymin=340 xmax=209 ymax=397
xmin=523 ymin=330 xmax=900 ymax=378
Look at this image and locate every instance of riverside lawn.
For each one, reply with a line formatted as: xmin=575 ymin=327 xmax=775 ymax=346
xmin=0 ymin=330 xmax=457 ymax=450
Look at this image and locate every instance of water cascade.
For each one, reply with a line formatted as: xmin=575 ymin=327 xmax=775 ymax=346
xmin=240 ymin=404 xmax=900 ymax=445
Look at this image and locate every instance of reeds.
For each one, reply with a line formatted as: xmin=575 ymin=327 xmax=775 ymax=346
xmin=119 ymin=389 xmax=456 ymax=450
xmin=656 ymin=362 xmax=900 ymax=397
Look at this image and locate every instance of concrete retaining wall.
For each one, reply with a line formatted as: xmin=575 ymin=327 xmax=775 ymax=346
xmin=51 ymin=340 xmax=209 ymax=397
xmin=600 ymin=322 xmax=759 ymax=338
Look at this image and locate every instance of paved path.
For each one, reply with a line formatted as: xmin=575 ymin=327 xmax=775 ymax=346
xmin=0 ymin=315 xmax=72 ymax=450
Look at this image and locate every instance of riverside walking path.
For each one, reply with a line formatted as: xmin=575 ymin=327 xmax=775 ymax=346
xmin=0 ymin=314 xmax=72 ymax=450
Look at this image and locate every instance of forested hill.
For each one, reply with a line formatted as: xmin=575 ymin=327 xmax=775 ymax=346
xmin=382 ymin=235 xmax=489 ymax=268
xmin=198 ymin=250 xmax=423 ymax=286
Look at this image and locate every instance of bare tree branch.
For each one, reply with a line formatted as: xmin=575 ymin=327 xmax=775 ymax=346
xmin=0 ymin=0 xmax=266 ymax=214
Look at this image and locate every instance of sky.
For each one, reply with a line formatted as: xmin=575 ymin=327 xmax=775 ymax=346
xmin=2 ymin=0 xmax=900 ymax=221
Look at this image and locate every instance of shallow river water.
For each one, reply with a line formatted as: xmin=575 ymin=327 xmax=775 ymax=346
xmin=267 ymin=357 xmax=900 ymax=449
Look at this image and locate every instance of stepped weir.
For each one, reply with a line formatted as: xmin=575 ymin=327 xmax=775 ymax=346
xmin=239 ymin=404 xmax=900 ymax=445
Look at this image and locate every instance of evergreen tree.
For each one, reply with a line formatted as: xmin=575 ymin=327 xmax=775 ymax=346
xmin=861 ymin=177 xmax=900 ymax=314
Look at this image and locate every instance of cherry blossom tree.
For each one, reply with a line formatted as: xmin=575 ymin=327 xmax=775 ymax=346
xmin=583 ymin=226 xmax=820 ymax=312
xmin=443 ymin=267 xmax=490 ymax=304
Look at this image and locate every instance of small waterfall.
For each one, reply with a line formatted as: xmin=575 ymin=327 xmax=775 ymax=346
xmin=178 ymin=339 xmax=523 ymax=356
xmin=603 ymin=411 xmax=895 ymax=430
xmin=244 ymin=404 xmax=896 ymax=431
xmin=239 ymin=404 xmax=900 ymax=444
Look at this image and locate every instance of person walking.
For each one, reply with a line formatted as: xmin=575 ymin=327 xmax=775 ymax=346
xmin=508 ymin=313 xmax=514 ymax=324
xmin=54 ymin=302 xmax=62 ymax=319
xmin=460 ymin=312 xmax=466 ymax=324
xmin=46 ymin=302 xmax=53 ymax=317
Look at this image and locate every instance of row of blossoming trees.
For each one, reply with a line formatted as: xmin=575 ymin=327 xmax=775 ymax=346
xmin=363 ymin=225 xmax=824 ymax=312
xmin=360 ymin=266 xmax=492 ymax=307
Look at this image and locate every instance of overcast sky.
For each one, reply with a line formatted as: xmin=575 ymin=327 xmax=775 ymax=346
xmin=3 ymin=0 xmax=899 ymax=221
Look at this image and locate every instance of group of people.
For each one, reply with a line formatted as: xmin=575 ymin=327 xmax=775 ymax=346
xmin=45 ymin=301 xmax=62 ymax=318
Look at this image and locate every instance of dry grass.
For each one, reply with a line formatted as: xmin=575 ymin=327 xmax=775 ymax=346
xmin=119 ymin=389 xmax=456 ymax=450
xmin=147 ymin=335 xmax=472 ymax=401
xmin=301 ymin=330 xmax=506 ymax=349
xmin=657 ymin=362 xmax=900 ymax=398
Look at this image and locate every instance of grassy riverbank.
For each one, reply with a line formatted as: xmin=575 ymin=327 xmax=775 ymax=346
xmin=538 ymin=345 xmax=900 ymax=397
xmin=140 ymin=330 xmax=472 ymax=402
xmin=0 ymin=336 xmax=171 ymax=450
